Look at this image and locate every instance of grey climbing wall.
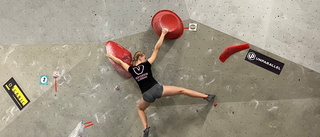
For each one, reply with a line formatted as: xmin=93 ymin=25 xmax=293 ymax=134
xmin=1 ymin=0 xmax=320 ymax=137
xmin=186 ymin=0 xmax=320 ymax=73
xmin=0 ymin=0 xmax=189 ymax=45
xmin=0 ymin=20 xmax=319 ymax=137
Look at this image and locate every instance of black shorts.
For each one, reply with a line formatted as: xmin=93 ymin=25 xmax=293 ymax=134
xmin=142 ymin=84 xmax=163 ymax=103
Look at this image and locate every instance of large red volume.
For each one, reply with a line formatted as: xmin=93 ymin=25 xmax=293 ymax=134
xmin=219 ymin=43 xmax=250 ymax=62
xmin=151 ymin=10 xmax=184 ymax=39
xmin=106 ymin=41 xmax=133 ymax=79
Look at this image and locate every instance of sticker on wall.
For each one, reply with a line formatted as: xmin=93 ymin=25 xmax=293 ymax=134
xmin=188 ymin=23 xmax=197 ymax=31
xmin=53 ymin=71 xmax=60 ymax=92
xmin=84 ymin=121 xmax=94 ymax=128
xmin=40 ymin=75 xmax=49 ymax=85
xmin=3 ymin=77 xmax=30 ymax=110
xmin=245 ymin=49 xmax=285 ymax=75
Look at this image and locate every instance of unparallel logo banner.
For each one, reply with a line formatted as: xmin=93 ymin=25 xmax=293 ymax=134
xmin=245 ymin=49 xmax=285 ymax=75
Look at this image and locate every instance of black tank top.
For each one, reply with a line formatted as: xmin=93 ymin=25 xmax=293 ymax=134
xmin=128 ymin=61 xmax=158 ymax=93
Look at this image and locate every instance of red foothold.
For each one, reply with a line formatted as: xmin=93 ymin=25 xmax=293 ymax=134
xmin=214 ymin=103 xmax=218 ymax=106
xmin=115 ymin=86 xmax=120 ymax=91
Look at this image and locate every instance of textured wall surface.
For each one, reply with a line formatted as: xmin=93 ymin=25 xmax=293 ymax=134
xmin=0 ymin=0 xmax=189 ymax=45
xmin=185 ymin=0 xmax=320 ymax=73
xmin=1 ymin=0 xmax=319 ymax=73
xmin=1 ymin=20 xmax=319 ymax=137
xmin=0 ymin=0 xmax=320 ymax=137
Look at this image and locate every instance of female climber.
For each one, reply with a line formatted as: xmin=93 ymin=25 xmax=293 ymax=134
xmin=106 ymin=28 xmax=215 ymax=137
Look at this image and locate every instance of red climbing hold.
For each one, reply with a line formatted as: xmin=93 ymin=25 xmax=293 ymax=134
xmin=106 ymin=41 xmax=133 ymax=79
xmin=151 ymin=10 xmax=184 ymax=39
xmin=219 ymin=43 xmax=250 ymax=62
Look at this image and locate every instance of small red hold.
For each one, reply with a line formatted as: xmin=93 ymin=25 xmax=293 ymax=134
xmin=115 ymin=86 xmax=120 ymax=91
xmin=214 ymin=103 xmax=218 ymax=106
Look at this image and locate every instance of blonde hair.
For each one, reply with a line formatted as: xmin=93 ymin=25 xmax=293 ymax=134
xmin=133 ymin=51 xmax=145 ymax=62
